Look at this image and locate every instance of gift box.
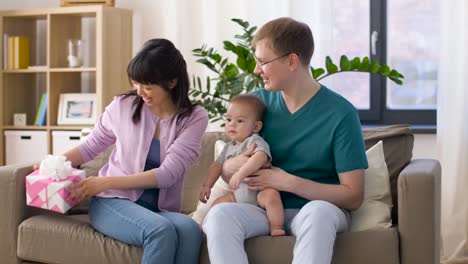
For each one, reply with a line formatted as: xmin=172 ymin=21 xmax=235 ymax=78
xmin=25 ymin=155 xmax=86 ymax=214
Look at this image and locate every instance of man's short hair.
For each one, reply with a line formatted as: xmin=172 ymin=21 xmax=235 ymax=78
xmin=252 ymin=17 xmax=314 ymax=66
xmin=230 ymin=94 xmax=265 ymax=121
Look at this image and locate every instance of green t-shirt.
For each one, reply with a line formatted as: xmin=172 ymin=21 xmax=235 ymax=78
xmin=253 ymin=85 xmax=368 ymax=209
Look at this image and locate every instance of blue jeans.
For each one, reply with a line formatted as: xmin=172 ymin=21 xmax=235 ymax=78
xmin=89 ymin=189 xmax=202 ymax=264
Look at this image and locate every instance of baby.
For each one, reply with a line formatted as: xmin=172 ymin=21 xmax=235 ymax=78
xmin=199 ymin=94 xmax=285 ymax=236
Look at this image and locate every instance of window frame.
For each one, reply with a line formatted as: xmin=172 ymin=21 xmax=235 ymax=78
xmin=358 ymin=0 xmax=437 ymax=129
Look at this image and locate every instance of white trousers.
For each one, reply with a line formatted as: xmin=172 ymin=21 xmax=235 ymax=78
xmin=202 ymin=200 xmax=350 ymax=264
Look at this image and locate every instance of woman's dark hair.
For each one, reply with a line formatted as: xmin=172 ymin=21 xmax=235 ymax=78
xmin=123 ymin=38 xmax=195 ymax=124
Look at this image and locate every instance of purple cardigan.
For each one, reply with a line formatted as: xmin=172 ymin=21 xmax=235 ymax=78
xmin=78 ymin=95 xmax=208 ymax=212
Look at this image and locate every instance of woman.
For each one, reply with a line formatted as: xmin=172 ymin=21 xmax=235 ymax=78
xmin=66 ymin=39 xmax=208 ymax=264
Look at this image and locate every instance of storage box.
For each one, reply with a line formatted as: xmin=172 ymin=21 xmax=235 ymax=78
xmin=4 ymin=130 xmax=47 ymax=165
xmin=52 ymin=131 xmax=82 ymax=155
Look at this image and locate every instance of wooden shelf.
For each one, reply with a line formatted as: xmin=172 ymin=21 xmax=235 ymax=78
xmin=0 ymin=6 xmax=132 ymax=165
xmin=2 ymin=68 xmax=48 ymax=73
xmin=50 ymin=125 xmax=94 ymax=130
xmin=2 ymin=125 xmax=47 ymax=130
xmin=49 ymin=67 xmax=96 ymax=72
xmin=2 ymin=67 xmax=96 ymax=73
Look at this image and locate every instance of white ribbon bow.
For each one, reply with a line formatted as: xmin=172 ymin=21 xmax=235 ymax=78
xmin=39 ymin=155 xmax=73 ymax=181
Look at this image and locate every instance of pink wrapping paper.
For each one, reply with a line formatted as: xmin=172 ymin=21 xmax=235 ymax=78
xmin=25 ymin=169 xmax=85 ymax=214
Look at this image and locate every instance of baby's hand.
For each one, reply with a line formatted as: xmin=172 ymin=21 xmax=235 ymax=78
xmin=229 ymin=173 xmax=244 ymax=190
xmin=199 ymin=185 xmax=211 ymax=203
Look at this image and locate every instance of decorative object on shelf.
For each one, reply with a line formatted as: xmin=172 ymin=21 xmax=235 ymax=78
xmin=34 ymin=93 xmax=47 ymax=126
xmin=13 ymin=113 xmax=27 ymax=126
xmin=60 ymin=0 xmax=114 ymax=7
xmin=190 ymin=18 xmax=405 ymax=124
xmin=67 ymin=39 xmax=83 ymax=68
xmin=57 ymin=93 xmax=97 ymax=125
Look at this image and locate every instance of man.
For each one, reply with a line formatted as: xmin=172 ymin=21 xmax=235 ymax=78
xmin=202 ymin=17 xmax=368 ymax=264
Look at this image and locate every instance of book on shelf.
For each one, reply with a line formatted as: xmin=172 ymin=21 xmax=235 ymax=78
xmin=3 ymin=34 xmax=8 ymax=70
xmin=4 ymin=35 xmax=30 ymax=70
xmin=34 ymin=93 xmax=47 ymax=126
xmin=7 ymin=36 xmax=14 ymax=70
xmin=14 ymin=36 xmax=30 ymax=69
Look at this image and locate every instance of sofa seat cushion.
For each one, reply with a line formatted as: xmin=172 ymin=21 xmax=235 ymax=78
xmin=333 ymin=228 xmax=400 ymax=264
xmin=200 ymin=227 xmax=399 ymax=264
xmin=18 ymin=214 xmax=398 ymax=264
xmin=17 ymin=214 xmax=142 ymax=264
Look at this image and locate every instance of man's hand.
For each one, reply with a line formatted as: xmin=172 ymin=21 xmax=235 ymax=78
xmin=244 ymin=166 xmax=288 ymax=191
xmin=199 ymin=185 xmax=211 ymax=203
xmin=67 ymin=176 xmax=108 ymax=202
xmin=222 ymin=143 xmax=257 ymax=177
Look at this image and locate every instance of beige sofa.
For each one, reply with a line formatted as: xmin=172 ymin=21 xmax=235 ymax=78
xmin=0 ymin=125 xmax=440 ymax=264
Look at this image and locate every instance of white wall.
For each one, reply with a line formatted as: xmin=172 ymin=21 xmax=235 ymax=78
xmin=413 ymin=134 xmax=437 ymax=159
xmin=0 ymin=0 xmax=439 ymax=160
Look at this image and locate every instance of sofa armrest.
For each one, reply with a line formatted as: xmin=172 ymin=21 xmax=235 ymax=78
xmin=0 ymin=163 xmax=34 ymax=264
xmin=398 ymin=159 xmax=441 ymax=264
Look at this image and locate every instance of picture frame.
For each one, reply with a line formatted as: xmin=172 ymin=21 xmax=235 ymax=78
xmin=57 ymin=93 xmax=97 ymax=125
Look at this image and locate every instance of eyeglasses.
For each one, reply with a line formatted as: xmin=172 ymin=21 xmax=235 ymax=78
xmin=254 ymin=53 xmax=290 ymax=67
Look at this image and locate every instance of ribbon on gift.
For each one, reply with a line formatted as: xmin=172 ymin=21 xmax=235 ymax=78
xmin=39 ymin=155 xmax=73 ymax=181
xmin=26 ymin=174 xmax=82 ymax=203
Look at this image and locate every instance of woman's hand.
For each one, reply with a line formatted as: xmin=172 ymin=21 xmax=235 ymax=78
xmin=199 ymin=185 xmax=211 ymax=203
xmin=244 ymin=166 xmax=289 ymax=191
xmin=222 ymin=144 xmax=257 ymax=177
xmin=67 ymin=176 xmax=109 ymax=202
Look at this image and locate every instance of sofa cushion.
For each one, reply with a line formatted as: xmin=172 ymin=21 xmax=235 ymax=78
xmin=192 ymin=140 xmax=231 ymax=224
xmin=200 ymin=228 xmax=400 ymax=264
xmin=182 ymin=132 xmax=228 ymax=214
xmin=332 ymin=228 xmax=400 ymax=264
xmin=17 ymin=214 xmax=142 ymax=264
xmin=362 ymin=125 xmax=413 ymax=224
xmin=350 ymin=141 xmax=392 ymax=232
xmin=18 ymin=214 xmax=398 ymax=264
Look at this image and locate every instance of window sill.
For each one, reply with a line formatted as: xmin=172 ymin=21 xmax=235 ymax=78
xmin=362 ymin=124 xmax=436 ymax=134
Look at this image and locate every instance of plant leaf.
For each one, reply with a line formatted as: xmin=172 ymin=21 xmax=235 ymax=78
xmin=237 ymin=56 xmax=247 ymax=71
xmin=196 ymin=58 xmax=217 ymax=73
xmin=197 ymin=77 xmax=202 ymax=92
xmin=380 ymin=64 xmax=390 ymax=76
xmin=206 ymin=76 xmax=211 ymax=93
xmin=211 ymin=53 xmax=222 ymax=63
xmin=339 ymin=55 xmax=351 ymax=71
xmin=369 ymin=60 xmax=380 ymax=73
xmin=223 ymin=41 xmax=237 ymax=53
xmin=224 ymin=64 xmax=239 ymax=79
xmin=350 ymin=57 xmax=361 ymax=70
xmin=389 ymin=69 xmax=400 ymax=79
xmin=359 ymin=57 xmax=370 ymax=71
xmin=325 ymin=56 xmax=338 ymax=74
xmin=311 ymin=67 xmax=325 ymax=79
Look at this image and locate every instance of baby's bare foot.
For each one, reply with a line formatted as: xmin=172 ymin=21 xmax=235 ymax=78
xmin=271 ymin=228 xmax=286 ymax=237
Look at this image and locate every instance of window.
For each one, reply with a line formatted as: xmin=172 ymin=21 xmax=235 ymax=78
xmin=315 ymin=0 xmax=438 ymax=127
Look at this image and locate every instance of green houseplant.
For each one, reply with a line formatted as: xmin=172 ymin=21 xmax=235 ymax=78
xmin=190 ymin=18 xmax=404 ymax=124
